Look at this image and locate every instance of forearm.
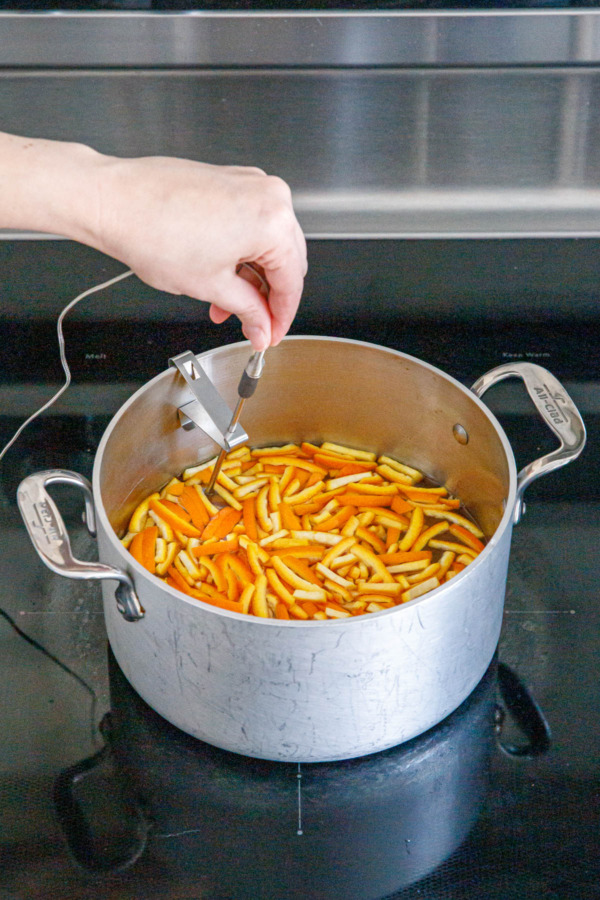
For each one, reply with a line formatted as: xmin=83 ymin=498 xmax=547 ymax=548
xmin=0 ymin=131 xmax=106 ymax=243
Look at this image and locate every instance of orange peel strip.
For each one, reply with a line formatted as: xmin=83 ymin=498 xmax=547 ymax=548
xmin=201 ymin=507 xmax=242 ymax=543
xmin=180 ymin=485 xmax=211 ymax=530
xmin=271 ymin=556 xmax=315 ymax=592
xmin=399 ymin=506 xmax=425 ymax=552
xmin=448 ymin=524 xmax=486 ymax=552
xmin=242 ymin=497 xmax=259 ymax=542
xmin=412 ymin=521 xmax=449 ymax=552
xmin=314 ymin=505 xmax=357 ymax=533
xmin=193 ymin=537 xmax=239 ymax=556
xmin=149 ymin=499 xmax=202 ymax=539
xmin=335 ymin=493 xmax=393 ymax=508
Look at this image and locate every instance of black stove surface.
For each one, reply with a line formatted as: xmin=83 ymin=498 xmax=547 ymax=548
xmin=1 ymin=240 xmax=599 ymax=899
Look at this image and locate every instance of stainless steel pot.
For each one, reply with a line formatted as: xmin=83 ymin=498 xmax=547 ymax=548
xmin=17 ymin=337 xmax=585 ymax=762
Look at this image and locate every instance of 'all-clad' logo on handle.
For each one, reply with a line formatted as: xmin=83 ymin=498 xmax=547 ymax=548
xmin=533 ymin=383 xmax=566 ymax=427
xmin=32 ymin=497 xmax=62 ymax=546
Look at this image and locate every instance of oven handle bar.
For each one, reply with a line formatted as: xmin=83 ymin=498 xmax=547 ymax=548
xmin=471 ymin=362 xmax=586 ymax=524
xmin=16 ymin=469 xmax=144 ymax=622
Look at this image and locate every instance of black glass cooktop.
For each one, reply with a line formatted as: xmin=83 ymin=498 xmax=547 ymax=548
xmin=1 ymin=239 xmax=599 ymax=899
xmin=1 ymin=419 xmax=598 ymax=899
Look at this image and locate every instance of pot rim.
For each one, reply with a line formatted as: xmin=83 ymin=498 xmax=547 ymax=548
xmin=92 ymin=335 xmax=518 ymax=627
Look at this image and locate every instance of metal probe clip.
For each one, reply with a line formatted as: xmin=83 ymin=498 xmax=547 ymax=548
xmin=169 ymin=347 xmax=267 ymax=501
xmin=205 ymin=349 xmax=266 ymax=496
xmin=170 ymin=262 xmax=269 ymax=499
xmin=168 ymin=351 xmax=249 ymax=450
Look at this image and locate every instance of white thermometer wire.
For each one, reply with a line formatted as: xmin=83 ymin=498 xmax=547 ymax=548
xmin=0 ymin=268 xmax=134 ymax=464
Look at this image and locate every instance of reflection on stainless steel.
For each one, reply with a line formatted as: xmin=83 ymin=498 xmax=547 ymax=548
xmin=2 ymin=11 xmax=600 ymax=67
xmin=168 ymin=350 xmax=249 ymax=449
xmin=292 ymin=188 xmax=600 ymax=238
xmin=2 ymin=67 xmax=600 ymax=237
xmin=51 ymin=652 xmax=499 ymax=897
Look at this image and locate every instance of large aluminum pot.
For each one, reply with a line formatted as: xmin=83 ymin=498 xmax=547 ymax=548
xmin=17 ymin=337 xmax=585 ymax=762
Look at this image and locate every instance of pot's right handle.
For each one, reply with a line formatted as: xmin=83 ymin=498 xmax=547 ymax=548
xmin=17 ymin=469 xmax=144 ymax=622
xmin=471 ymin=362 xmax=586 ymax=524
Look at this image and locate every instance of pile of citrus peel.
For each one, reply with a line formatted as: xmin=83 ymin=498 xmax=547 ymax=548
xmin=121 ymin=441 xmax=485 ymax=620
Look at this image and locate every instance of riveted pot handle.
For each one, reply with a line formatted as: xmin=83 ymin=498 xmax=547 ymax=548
xmin=17 ymin=469 xmax=144 ymax=622
xmin=471 ymin=363 xmax=586 ymax=524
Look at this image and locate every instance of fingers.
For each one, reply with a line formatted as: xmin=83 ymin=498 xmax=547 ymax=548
xmin=247 ymin=189 xmax=307 ymax=345
xmin=209 ymin=273 xmax=273 ymax=351
xmin=237 ymin=261 xmax=269 ymax=297
xmin=96 ymin=156 xmax=308 ymax=348
xmin=208 ymin=305 xmax=232 ymax=325
xmin=258 ymin=223 xmax=307 ymax=346
xmin=211 ymin=215 xmax=307 ymax=348
xmin=261 ymin=264 xmax=305 ymax=346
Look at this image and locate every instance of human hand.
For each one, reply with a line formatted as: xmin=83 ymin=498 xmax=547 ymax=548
xmin=0 ymin=133 xmax=307 ymax=350
xmin=93 ymin=156 xmax=307 ymax=350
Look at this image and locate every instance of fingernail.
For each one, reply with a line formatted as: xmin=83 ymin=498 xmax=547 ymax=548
xmin=243 ymin=325 xmax=269 ymax=352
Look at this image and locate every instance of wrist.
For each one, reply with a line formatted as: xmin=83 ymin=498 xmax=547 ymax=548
xmin=0 ymin=132 xmax=110 ymax=244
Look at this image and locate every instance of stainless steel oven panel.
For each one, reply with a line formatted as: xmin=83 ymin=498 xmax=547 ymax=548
xmin=2 ymin=11 xmax=600 ymax=68
xmin=2 ymin=67 xmax=600 ymax=238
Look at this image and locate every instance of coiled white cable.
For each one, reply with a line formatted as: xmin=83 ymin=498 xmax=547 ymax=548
xmin=0 ymin=268 xmax=134 ymax=464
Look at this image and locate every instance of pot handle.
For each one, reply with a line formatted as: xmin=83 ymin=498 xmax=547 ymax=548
xmin=471 ymin=363 xmax=586 ymax=524
xmin=16 ymin=469 xmax=144 ymax=622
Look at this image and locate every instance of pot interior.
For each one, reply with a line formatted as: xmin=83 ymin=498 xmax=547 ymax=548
xmin=96 ymin=337 xmax=512 ymax=541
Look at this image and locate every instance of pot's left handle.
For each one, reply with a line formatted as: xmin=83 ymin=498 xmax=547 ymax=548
xmin=17 ymin=470 xmax=144 ymax=622
xmin=472 ymin=362 xmax=586 ymax=523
